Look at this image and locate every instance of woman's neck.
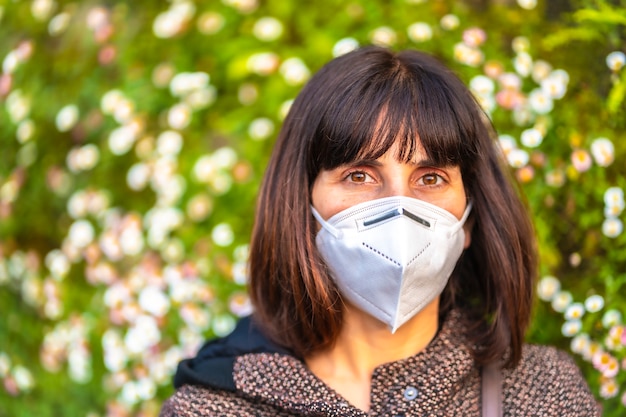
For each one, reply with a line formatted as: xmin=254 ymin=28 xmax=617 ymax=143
xmin=304 ymin=298 xmax=440 ymax=411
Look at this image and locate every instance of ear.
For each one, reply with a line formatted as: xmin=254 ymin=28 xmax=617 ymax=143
xmin=463 ymin=224 xmax=472 ymax=249
xmin=463 ymin=216 xmax=474 ymax=249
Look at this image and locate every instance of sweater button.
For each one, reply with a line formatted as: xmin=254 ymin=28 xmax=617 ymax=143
xmin=403 ymin=385 xmax=418 ymax=401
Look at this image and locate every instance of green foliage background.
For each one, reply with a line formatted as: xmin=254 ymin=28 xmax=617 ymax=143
xmin=0 ymin=0 xmax=625 ymax=416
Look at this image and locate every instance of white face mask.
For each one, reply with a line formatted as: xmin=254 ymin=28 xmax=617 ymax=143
xmin=312 ymin=196 xmax=472 ymax=332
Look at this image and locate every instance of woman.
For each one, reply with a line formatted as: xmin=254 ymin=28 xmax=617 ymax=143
xmin=160 ymin=46 xmax=599 ymax=416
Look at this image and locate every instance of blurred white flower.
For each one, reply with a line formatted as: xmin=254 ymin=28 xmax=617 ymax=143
xmin=157 ymin=130 xmax=183 ymax=156
xmin=512 ymin=108 xmax=532 ymax=126
xmin=0 ymin=352 xmax=10 ymax=377
xmin=229 ymin=292 xmax=253 ymax=317
xmin=551 ymin=290 xmax=573 ymax=312
xmin=247 ymin=52 xmax=279 ymax=76
xmin=100 ymin=89 xmax=125 ymax=114
xmin=570 ymin=333 xmax=590 ymax=354
xmin=104 ymin=282 xmax=132 ymax=309
xmin=498 ymin=72 xmax=522 ymax=91
xmin=602 ymin=309 xmax=622 ymax=328
xmin=6 ymin=90 xmax=31 ymax=123
xmin=517 ymin=0 xmax=537 ymax=10
xmin=590 ymin=137 xmax=615 ymax=167
xmin=531 ymin=60 xmax=552 ymax=83
xmin=108 ymin=124 xmax=139 ymax=156
xmin=513 ymin=52 xmax=533 ymax=77
xmin=153 ymin=1 xmax=195 ymax=39
xmin=606 ymin=51 xmax=626 ymax=72
xmin=56 ymin=104 xmax=79 ymax=132
xmin=453 ymin=43 xmax=484 ymax=67
xmin=185 ymin=85 xmax=217 ymax=110
xmin=67 ymin=190 xmax=89 ymax=218
xmin=564 ymin=302 xmax=585 ymax=320
xmin=370 ymin=26 xmax=397 ymax=46
xmin=584 ymin=294 xmax=605 ymax=313
xmin=167 ymin=103 xmax=192 ymax=129
xmin=248 ymin=117 xmax=275 ymax=141
xmin=48 ymin=12 xmax=71 ymax=36
xmin=162 ymin=238 xmax=185 ymax=263
xmin=180 ymin=304 xmax=211 ymax=331
xmin=253 ymin=16 xmax=283 ymax=41
xmin=561 ymin=319 xmax=582 ymax=337
xmin=407 ymin=22 xmax=432 ymax=43
xmin=2 ymin=51 xmax=19 ymax=74
xmin=120 ymin=380 xmax=141 ymax=405
xmin=103 ymin=346 xmax=127 ymax=372
xmin=238 ymin=83 xmax=258 ymax=105
xmin=68 ymin=346 xmax=91 ymax=383
xmin=135 ymin=377 xmax=157 ymax=400
xmin=604 ymin=187 xmax=624 ymax=207
xmin=127 ymin=163 xmax=151 ymax=191
xmin=232 ymin=261 xmax=248 ymax=285
xmin=16 ymin=119 xmax=35 ymax=143
xmin=170 ymin=72 xmax=210 ymax=97
xmin=67 ymin=144 xmax=100 ymax=172
xmin=197 ymin=11 xmax=225 ymax=35
xmin=119 ymin=226 xmax=144 ymax=256
xmin=506 ymin=148 xmax=529 ymax=168
xmin=186 ymin=193 xmax=213 ymax=222
xmin=31 ymin=0 xmax=56 ymax=21
xmin=139 ymin=286 xmax=170 ymax=317
xmin=193 ymin=155 xmax=216 ymax=183
xmin=222 ymin=0 xmax=258 ymax=14
xmin=497 ymin=134 xmax=517 ymax=156
xmin=212 ymin=314 xmax=236 ymax=337
xmin=599 ymin=378 xmax=618 ymax=399
xmin=520 ymin=128 xmax=543 ymax=148
xmin=332 ymin=38 xmax=359 ymax=57
xmin=279 ymin=99 xmax=293 ymax=120
xmin=602 ymin=217 xmax=623 ymax=238
xmin=233 ymin=244 xmax=249 ymax=262
xmin=68 ymin=219 xmax=95 ymax=248
xmin=212 ymin=223 xmax=235 ymax=246
xmin=124 ymin=315 xmax=161 ymax=354
xmin=440 ymin=14 xmax=460 ymax=31
xmin=528 ymin=89 xmax=553 ymax=114
xmin=45 ymin=249 xmax=70 ymax=280
xmin=12 ymin=365 xmax=35 ymax=391
xmin=213 ymin=147 xmax=238 ymax=169
xmin=209 ymin=172 xmax=233 ymax=195
xmin=280 ymin=58 xmax=310 ymax=86
xmin=537 ymin=275 xmax=561 ymax=301
xmin=470 ymin=75 xmax=495 ymax=96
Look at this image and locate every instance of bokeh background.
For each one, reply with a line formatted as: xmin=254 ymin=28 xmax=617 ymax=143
xmin=1 ymin=0 xmax=625 ymax=415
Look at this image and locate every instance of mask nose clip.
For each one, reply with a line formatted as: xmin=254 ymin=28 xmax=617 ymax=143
xmin=363 ymin=206 xmax=431 ymax=228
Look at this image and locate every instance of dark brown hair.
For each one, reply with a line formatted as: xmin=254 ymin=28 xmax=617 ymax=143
xmin=248 ymin=46 xmax=536 ymax=368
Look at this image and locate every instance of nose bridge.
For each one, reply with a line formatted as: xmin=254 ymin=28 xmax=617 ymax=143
xmin=382 ymin=165 xmax=413 ymax=198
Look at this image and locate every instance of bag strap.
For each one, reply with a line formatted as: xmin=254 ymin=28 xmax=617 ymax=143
xmin=481 ymin=362 xmax=503 ymax=417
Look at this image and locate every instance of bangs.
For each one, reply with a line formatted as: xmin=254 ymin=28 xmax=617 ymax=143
xmin=307 ymin=49 xmax=479 ymax=178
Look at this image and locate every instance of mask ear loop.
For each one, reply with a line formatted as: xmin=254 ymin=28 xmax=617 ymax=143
xmin=451 ymin=199 xmax=473 ymax=234
xmin=311 ymin=206 xmax=343 ymax=239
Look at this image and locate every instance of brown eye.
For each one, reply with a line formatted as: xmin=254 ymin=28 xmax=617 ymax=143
xmin=422 ymin=173 xmax=439 ymax=185
xmin=349 ymin=172 xmax=367 ymax=182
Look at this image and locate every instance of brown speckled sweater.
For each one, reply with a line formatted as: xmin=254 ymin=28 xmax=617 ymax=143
xmin=160 ymin=312 xmax=600 ymax=416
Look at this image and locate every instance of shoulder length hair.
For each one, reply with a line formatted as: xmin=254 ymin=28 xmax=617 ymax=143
xmin=248 ymin=46 xmax=536 ymax=368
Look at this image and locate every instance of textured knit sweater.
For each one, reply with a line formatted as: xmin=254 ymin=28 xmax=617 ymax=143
xmin=160 ymin=312 xmax=600 ymax=416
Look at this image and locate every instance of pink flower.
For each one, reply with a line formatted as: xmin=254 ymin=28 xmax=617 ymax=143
xmin=571 ymin=149 xmax=592 ymax=172
xmin=463 ymin=27 xmax=487 ymax=47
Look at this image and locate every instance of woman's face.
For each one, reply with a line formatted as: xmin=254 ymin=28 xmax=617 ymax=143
xmin=311 ymin=141 xmax=471 ymax=247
